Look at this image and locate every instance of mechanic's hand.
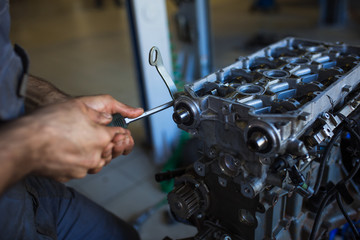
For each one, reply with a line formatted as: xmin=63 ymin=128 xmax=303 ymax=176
xmin=77 ymin=95 xmax=143 ymax=173
xmin=78 ymin=94 xmax=143 ymax=121
xmin=22 ymin=97 xmax=141 ymax=182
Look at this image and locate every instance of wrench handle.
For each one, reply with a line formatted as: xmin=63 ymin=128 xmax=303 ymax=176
xmin=107 ymin=113 xmax=128 ymax=128
xmin=108 ymin=101 xmax=173 ymax=128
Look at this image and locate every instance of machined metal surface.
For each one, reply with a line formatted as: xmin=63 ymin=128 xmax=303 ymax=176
xmin=164 ymin=37 xmax=360 ymax=240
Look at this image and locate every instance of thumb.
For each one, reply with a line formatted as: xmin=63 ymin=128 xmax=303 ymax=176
xmin=98 ymin=112 xmax=113 ymax=125
xmin=87 ymin=107 xmax=113 ymax=125
xmin=115 ymin=102 xmax=144 ymax=119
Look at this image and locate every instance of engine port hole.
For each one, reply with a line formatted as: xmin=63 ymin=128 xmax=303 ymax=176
xmin=263 ymin=70 xmax=289 ymax=79
xmin=237 ymin=84 xmax=265 ymax=95
xmin=289 ymin=57 xmax=310 ymax=64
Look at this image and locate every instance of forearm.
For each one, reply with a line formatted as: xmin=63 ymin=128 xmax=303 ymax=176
xmin=0 ymin=94 xmax=142 ymax=195
xmin=0 ymin=76 xmax=70 ymax=193
xmin=0 ymin=116 xmax=42 ymax=194
xmin=25 ymin=75 xmax=71 ymax=112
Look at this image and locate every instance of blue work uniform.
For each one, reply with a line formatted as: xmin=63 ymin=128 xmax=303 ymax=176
xmin=0 ymin=1 xmax=139 ymax=239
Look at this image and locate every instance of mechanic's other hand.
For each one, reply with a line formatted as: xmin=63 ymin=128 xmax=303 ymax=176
xmin=27 ymin=99 xmax=126 ymax=182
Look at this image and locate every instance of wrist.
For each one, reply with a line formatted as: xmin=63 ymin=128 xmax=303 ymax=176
xmin=43 ymin=89 xmax=71 ymax=105
xmin=25 ymin=75 xmax=72 ymax=112
xmin=0 ymin=115 xmax=46 ymax=191
xmin=2 ymin=119 xmax=36 ymax=167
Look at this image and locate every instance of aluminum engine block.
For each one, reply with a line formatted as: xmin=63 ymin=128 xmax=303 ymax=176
xmin=164 ymin=37 xmax=360 ymax=240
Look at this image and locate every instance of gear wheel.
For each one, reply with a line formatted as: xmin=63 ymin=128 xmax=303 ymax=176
xmin=167 ymin=183 xmax=200 ymax=219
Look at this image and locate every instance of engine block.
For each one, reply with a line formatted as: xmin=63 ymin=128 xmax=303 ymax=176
xmin=164 ymin=37 xmax=360 ymax=240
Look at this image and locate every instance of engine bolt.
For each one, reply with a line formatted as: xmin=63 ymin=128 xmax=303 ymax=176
xmin=222 ymin=235 xmax=232 ymax=240
xmin=322 ymin=112 xmax=330 ymax=119
xmin=248 ymin=132 xmax=268 ymax=152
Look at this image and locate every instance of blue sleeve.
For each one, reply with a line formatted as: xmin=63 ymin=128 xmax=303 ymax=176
xmin=0 ymin=0 xmax=28 ymax=121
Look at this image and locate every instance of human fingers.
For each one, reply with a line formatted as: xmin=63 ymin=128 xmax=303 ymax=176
xmin=56 ymin=177 xmax=71 ymax=183
xmin=79 ymin=95 xmax=143 ymax=123
xmin=97 ymin=112 xmax=114 ymax=125
xmin=113 ymin=101 xmax=144 ymax=119
xmin=78 ymin=95 xmax=143 ymax=118
xmin=87 ymin=159 xmax=106 ymax=174
xmin=112 ymin=132 xmax=134 ymax=157
xmin=77 ymin=95 xmax=113 ymax=112
xmin=123 ymin=136 xmax=134 ymax=155
xmin=53 ymin=166 xmax=92 ymax=182
xmin=99 ymin=126 xmax=133 ymax=158
xmin=84 ymin=105 xmax=114 ymax=125
xmin=28 ymin=100 xmax=123 ymax=181
xmin=88 ymin=167 xmax=103 ymax=174
xmin=85 ymin=124 xmax=127 ymax=171
xmin=101 ymin=142 xmax=114 ymax=163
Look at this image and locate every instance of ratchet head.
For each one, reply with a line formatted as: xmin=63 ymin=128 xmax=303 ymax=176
xmin=149 ymin=46 xmax=178 ymax=100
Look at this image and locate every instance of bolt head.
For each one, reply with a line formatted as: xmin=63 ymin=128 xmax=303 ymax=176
xmin=322 ymin=113 xmax=330 ymax=119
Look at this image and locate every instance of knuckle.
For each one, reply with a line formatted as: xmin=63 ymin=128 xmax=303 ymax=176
xmin=113 ymin=144 xmax=124 ymax=152
xmin=126 ymin=137 xmax=134 ymax=148
xmin=76 ymin=171 xmax=87 ymax=179
xmin=103 ymin=94 xmax=113 ymax=101
xmin=104 ymin=154 xmax=113 ymax=162
xmin=82 ymin=170 xmax=88 ymax=178
xmin=124 ymin=147 xmax=133 ymax=155
xmin=99 ymin=130 xmax=112 ymax=143
xmin=115 ymin=150 xmax=124 ymax=157
xmin=73 ymin=98 xmax=84 ymax=108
